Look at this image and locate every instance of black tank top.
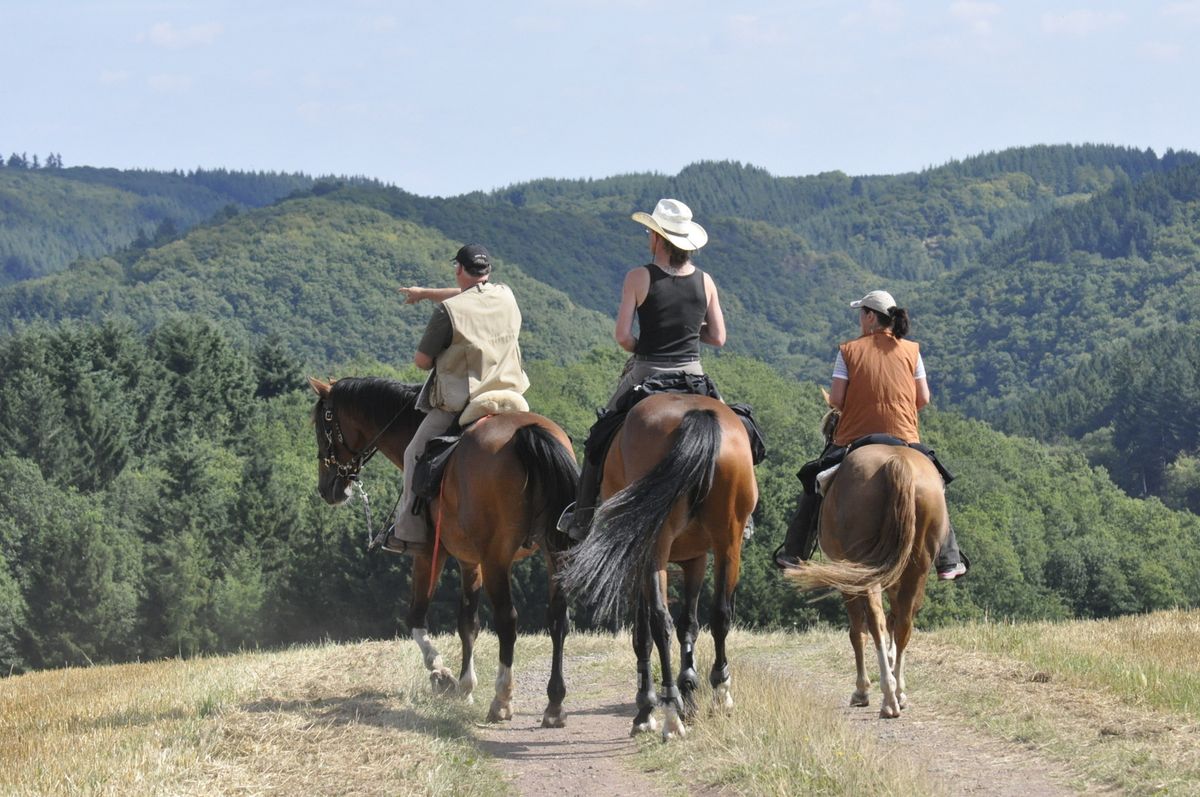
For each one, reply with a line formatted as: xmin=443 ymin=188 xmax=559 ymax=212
xmin=634 ymin=264 xmax=707 ymax=360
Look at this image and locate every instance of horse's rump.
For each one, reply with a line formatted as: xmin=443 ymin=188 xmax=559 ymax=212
xmin=438 ymin=412 xmax=577 ymax=559
xmin=560 ymin=394 xmax=756 ymax=622
xmin=787 ymin=445 xmax=946 ymax=594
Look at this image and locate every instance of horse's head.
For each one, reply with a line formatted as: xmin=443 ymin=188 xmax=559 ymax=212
xmin=308 ymin=376 xmax=425 ymax=505
xmin=819 ymin=386 xmax=841 ymax=447
xmin=309 ymin=376 xmax=366 ymax=505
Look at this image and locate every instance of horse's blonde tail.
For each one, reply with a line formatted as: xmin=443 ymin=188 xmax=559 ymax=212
xmin=786 ymin=456 xmax=917 ymax=595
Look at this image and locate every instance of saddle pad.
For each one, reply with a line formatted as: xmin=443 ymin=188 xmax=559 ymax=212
xmin=816 ymin=464 xmax=840 ymax=496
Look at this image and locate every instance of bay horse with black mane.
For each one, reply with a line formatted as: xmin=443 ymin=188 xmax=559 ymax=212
xmin=786 ymin=396 xmax=949 ymax=718
xmin=560 ymin=393 xmax=758 ymax=740
xmin=308 ymin=376 xmax=578 ymax=726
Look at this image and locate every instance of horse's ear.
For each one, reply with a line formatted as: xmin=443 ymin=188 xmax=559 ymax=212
xmin=820 ymin=386 xmax=832 ymax=407
xmin=308 ymin=376 xmax=330 ymax=397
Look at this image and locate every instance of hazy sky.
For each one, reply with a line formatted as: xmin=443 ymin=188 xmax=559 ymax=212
xmin=4 ymin=1 xmax=1197 ymax=196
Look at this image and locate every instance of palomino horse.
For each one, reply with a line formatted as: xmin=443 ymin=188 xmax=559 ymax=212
xmin=787 ymin=400 xmax=949 ymax=718
xmin=308 ymin=377 xmax=578 ymax=726
xmin=561 ymin=393 xmax=758 ymax=740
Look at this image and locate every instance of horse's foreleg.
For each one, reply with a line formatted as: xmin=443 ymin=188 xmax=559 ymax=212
xmin=483 ymin=564 xmax=517 ymax=722
xmin=865 ymin=587 xmax=900 ymax=719
xmin=844 ymin=594 xmax=871 ymax=707
xmin=541 ymin=551 xmax=569 ymax=728
xmin=675 ymin=556 xmax=705 ymax=720
xmin=407 ymin=551 xmax=457 ymax=694
xmin=631 ymin=593 xmax=658 ymax=735
xmin=456 ymin=562 xmax=484 ymax=703
xmin=709 ymin=550 xmax=739 ymax=712
xmin=647 ymin=567 xmax=684 ymax=741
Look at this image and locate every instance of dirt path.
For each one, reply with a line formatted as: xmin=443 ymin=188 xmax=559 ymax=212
xmin=472 ymin=659 xmax=666 ymax=797
xmin=751 ymin=643 xmax=1089 ymax=796
xmin=472 ymin=639 xmax=1092 ymax=797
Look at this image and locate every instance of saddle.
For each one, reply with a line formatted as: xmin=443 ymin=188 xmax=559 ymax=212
xmin=582 ymin=372 xmax=767 ymax=469
xmin=411 ymin=389 xmax=532 ymax=503
xmin=411 ymin=423 xmax=463 ymax=502
xmin=799 ymin=434 xmax=955 ymax=496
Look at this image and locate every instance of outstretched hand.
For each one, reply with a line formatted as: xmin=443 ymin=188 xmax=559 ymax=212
xmin=398 ymin=286 xmax=427 ymax=304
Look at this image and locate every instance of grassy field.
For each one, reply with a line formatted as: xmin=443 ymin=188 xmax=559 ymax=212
xmin=2 ymin=611 xmax=1198 ymax=796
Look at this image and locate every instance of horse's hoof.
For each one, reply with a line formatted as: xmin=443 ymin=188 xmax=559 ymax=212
xmin=541 ymin=706 xmax=566 ymax=728
xmin=430 ymin=669 xmax=458 ymax=695
xmin=897 ymin=693 xmax=908 ymax=710
xmin=487 ymin=700 xmax=513 ymax=722
xmin=678 ymin=668 xmax=699 ymax=694
xmin=714 ymin=681 xmax=734 ymax=712
xmin=850 ymin=691 xmax=870 ymax=707
xmin=879 ymin=703 xmax=900 ymax=719
xmin=662 ymin=712 xmax=687 ymax=742
xmin=631 ymin=715 xmax=658 ymax=736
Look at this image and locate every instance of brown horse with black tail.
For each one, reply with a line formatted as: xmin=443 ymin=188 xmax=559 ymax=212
xmin=560 ymin=393 xmax=758 ymax=740
xmin=786 ymin=397 xmax=949 ymax=718
xmin=308 ymin=376 xmax=578 ymax=726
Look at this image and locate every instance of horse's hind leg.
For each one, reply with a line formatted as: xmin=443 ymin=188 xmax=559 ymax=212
xmin=888 ymin=574 xmax=927 ymax=711
xmin=631 ymin=593 xmax=658 ymax=735
xmin=647 ymin=567 xmax=685 ymax=741
xmin=456 ymin=562 xmax=484 ymax=703
xmin=844 ymin=594 xmax=871 ymax=707
xmin=709 ymin=550 xmax=739 ymax=712
xmin=675 ymin=556 xmax=706 ymax=720
xmin=483 ymin=564 xmax=518 ymax=722
xmin=541 ymin=552 xmax=569 ymax=728
xmin=864 ymin=587 xmax=900 ymax=719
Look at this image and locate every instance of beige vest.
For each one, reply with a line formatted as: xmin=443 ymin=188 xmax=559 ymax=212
xmin=835 ymin=330 xmax=921 ymax=446
xmin=419 ymin=282 xmax=530 ymax=413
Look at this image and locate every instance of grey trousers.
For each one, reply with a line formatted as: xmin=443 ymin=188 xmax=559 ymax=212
xmin=393 ymin=407 xmax=456 ymax=543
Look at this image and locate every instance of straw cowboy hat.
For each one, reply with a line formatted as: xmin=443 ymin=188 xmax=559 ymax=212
xmin=631 ymin=198 xmax=708 ymax=251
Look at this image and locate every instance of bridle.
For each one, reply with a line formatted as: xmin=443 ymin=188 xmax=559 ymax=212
xmin=317 ymin=397 xmax=405 ymax=482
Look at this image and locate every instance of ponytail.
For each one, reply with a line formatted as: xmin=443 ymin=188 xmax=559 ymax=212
xmin=870 ymin=306 xmax=910 ymax=339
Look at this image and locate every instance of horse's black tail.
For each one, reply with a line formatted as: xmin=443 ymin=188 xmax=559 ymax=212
xmin=513 ymin=423 xmax=580 ymax=554
xmin=559 ymin=409 xmax=721 ymax=625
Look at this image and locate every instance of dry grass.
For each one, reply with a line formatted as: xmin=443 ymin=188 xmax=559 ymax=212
xmin=633 ymin=628 xmax=942 ymax=797
xmin=914 ymin=609 xmax=1200 ymax=795
xmin=930 ymin=609 xmax=1200 ymax=717
xmin=0 ymin=641 xmax=506 ymax=796
xmin=5 ymin=611 xmax=1199 ymax=796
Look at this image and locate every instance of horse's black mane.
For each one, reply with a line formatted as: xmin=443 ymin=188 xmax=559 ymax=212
xmin=323 ymin=377 xmax=424 ymax=428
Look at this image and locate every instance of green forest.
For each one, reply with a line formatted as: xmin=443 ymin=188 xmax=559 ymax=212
xmin=3 ymin=145 xmax=1200 ymax=675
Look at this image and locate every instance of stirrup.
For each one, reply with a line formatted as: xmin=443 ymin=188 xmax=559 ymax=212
xmin=771 ymin=542 xmax=802 ymax=571
xmin=555 ymin=502 xmax=577 ymax=535
xmin=376 ymin=525 xmax=430 ymax=556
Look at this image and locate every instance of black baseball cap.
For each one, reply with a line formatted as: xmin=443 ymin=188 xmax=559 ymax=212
xmin=453 ymin=244 xmax=492 ymax=274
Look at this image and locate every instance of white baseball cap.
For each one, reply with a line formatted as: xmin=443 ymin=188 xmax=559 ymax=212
xmin=850 ymin=290 xmax=897 ymax=314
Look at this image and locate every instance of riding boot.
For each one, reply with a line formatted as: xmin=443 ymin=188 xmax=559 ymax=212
xmin=558 ymin=456 xmax=602 ymax=541
xmin=773 ymin=492 xmax=822 ymax=569
xmin=935 ymin=521 xmax=969 ymax=580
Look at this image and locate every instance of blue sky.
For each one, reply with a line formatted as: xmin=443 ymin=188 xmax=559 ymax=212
xmin=3 ymin=1 xmax=1197 ymax=196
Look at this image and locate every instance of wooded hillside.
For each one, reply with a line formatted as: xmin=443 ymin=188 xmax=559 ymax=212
xmin=4 ymin=145 xmax=1200 ymax=674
